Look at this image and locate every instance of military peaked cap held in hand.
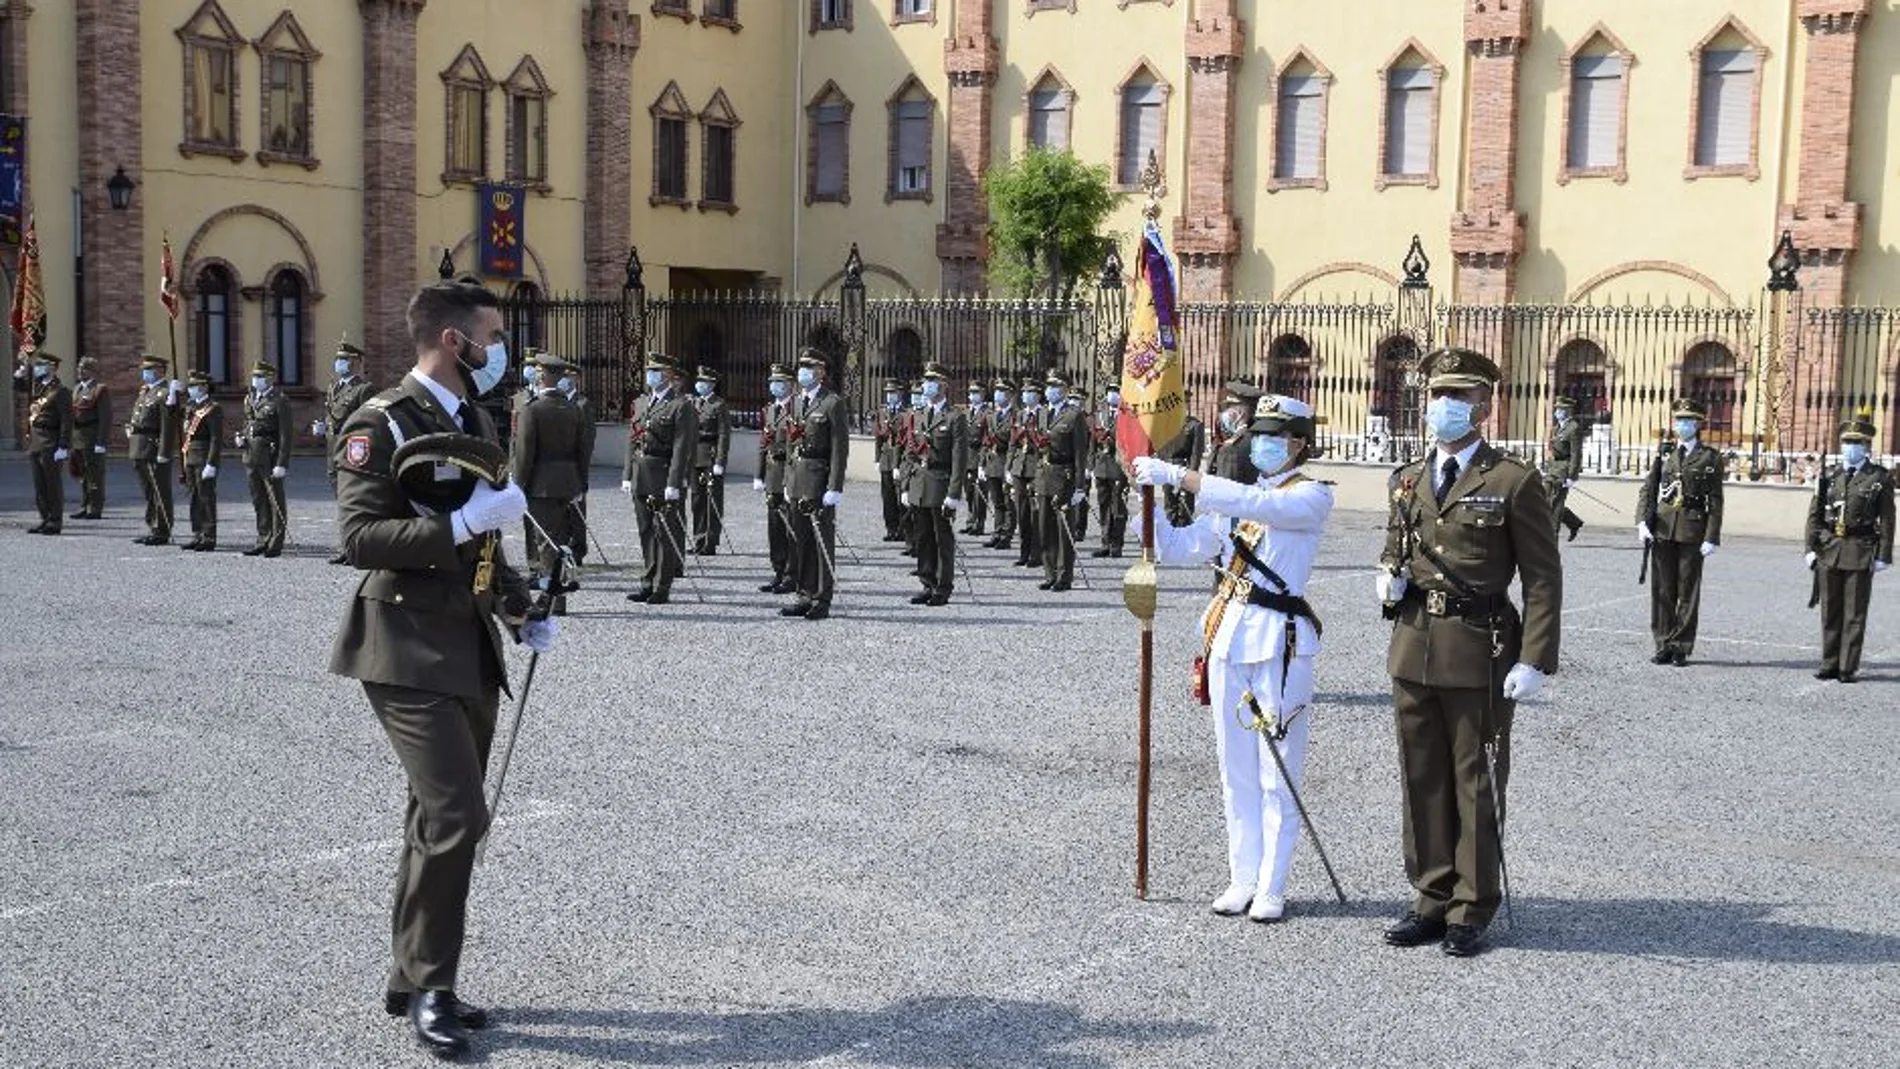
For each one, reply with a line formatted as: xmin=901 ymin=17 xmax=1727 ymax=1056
xmin=1670 ymin=397 xmax=1709 ymax=421
xmin=1250 ymin=394 xmax=1317 ymax=440
xmin=1221 ymin=379 xmax=1264 ymax=407
xmin=1421 ymin=347 xmax=1501 ymax=390
xmin=391 ymin=432 xmax=511 ymax=515
xmin=1840 ymin=409 xmax=1877 ymax=443
xmin=644 ymin=352 xmax=679 ymax=373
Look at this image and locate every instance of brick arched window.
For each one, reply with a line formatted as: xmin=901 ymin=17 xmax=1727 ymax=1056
xmin=1114 ymin=62 xmax=1169 ymax=189
xmin=503 ymin=55 xmax=552 ymax=188
xmin=178 ymin=0 xmax=245 ymax=159
xmin=699 ymin=89 xmax=740 ymax=211
xmin=1682 ymin=341 xmax=1740 ymax=436
xmin=1554 ymin=338 xmax=1610 ymax=418
xmin=255 ymin=11 xmax=320 ymax=167
xmin=441 ymin=44 xmax=492 ymax=184
xmin=266 ymin=268 xmax=309 ymax=387
xmin=886 ymin=76 xmax=935 ymax=202
xmin=1026 ymin=68 xmax=1073 ymax=151
xmin=806 ymin=82 xmax=852 ymax=205
xmin=1266 ymin=333 xmax=1314 ymax=401
xmin=884 ymin=326 xmax=924 ymax=384
xmin=193 ymin=264 xmax=239 ymax=386
xmin=651 ymin=81 xmax=693 ymax=206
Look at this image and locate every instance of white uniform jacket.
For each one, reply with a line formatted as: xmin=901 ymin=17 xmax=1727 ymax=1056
xmin=1150 ymin=468 xmax=1334 ymax=663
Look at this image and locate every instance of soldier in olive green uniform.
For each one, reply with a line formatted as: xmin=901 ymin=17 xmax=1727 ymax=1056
xmin=1009 ymin=380 xmax=1044 ymax=568
xmin=317 ymin=341 xmax=377 ymax=563
xmin=126 ymin=354 xmax=183 ymax=545
xmin=180 ymin=370 xmax=224 ymax=552
xmin=512 ymin=352 xmax=588 ymax=611
xmin=69 ymin=356 xmax=112 ymax=520
xmin=905 ymin=362 xmax=970 ymax=605
xmin=1542 ymin=397 xmax=1586 ymax=542
xmin=897 ymin=381 xmax=926 ymax=560
xmin=980 ymin=377 xmax=1017 ymax=549
xmin=1206 ymin=380 xmax=1263 ymax=486
xmin=328 ymin=281 xmax=547 ymax=1059
xmin=1089 ymin=387 xmax=1129 ymax=558
xmin=959 ymin=382 xmax=989 ymax=537
xmin=622 ymin=353 xmax=698 ymax=605
xmin=15 ymin=351 xmax=72 ymax=534
xmin=1378 ymin=347 xmax=1562 ymax=958
xmin=873 ymin=379 xmax=906 ymax=542
xmin=240 ymin=362 xmax=294 ymax=557
xmin=755 ymin=363 xmax=798 ymax=593
xmin=1636 ymin=398 xmax=1726 ymax=667
xmin=1035 ymin=370 xmax=1090 ymax=592
xmin=690 ymin=366 xmax=732 ymax=555
xmin=1157 ymin=404 xmax=1207 ymax=526
xmin=1807 ymin=411 xmax=1895 ymax=683
xmin=558 ymin=367 xmax=597 ymax=566
xmin=781 ymin=350 xmax=850 ymax=620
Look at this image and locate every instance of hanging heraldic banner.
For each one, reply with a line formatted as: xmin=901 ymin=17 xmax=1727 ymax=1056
xmin=476 ymin=182 xmax=526 ymax=279
xmin=0 ymin=116 xmax=25 ymax=248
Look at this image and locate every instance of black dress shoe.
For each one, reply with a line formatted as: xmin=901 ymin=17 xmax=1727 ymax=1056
xmin=1383 ymin=911 xmax=1448 ymax=947
xmin=1049 ymin=580 xmax=1072 ymax=592
xmin=1651 ymin=649 xmax=1672 ymax=665
xmin=193 ymin=542 xmax=216 ymax=552
xmin=408 ymin=990 xmax=470 ymax=1058
xmin=1815 ymin=666 xmax=1839 ymax=680
xmin=1037 ymin=580 xmax=1054 ymax=590
xmin=242 ymin=546 xmax=265 ymax=557
xmin=909 ymin=592 xmax=934 ymax=605
xmin=1670 ymin=652 xmax=1688 ymax=667
xmin=1441 ymin=923 xmax=1488 ymax=957
xmin=647 ymin=591 xmax=670 ymax=605
xmin=804 ymin=603 xmax=830 ymax=621
xmin=39 ymin=527 xmax=60 ymax=535
xmin=780 ymin=602 xmax=812 ymax=617
xmin=262 ymin=547 xmax=282 ymax=558
xmin=70 ymin=511 xmax=90 ymax=520
xmin=1090 ymin=548 xmax=1111 ymax=558
xmin=25 ymin=524 xmax=44 ymax=534
xmin=1840 ymin=672 xmax=1859 ymax=684
xmin=328 ymin=552 xmax=350 ymax=565
xmin=625 ymin=589 xmax=651 ymax=602
xmin=926 ymin=593 xmax=950 ymax=606
xmin=180 ymin=540 xmax=200 ymax=551
xmin=773 ymin=579 xmax=798 ymax=594
xmin=758 ymin=580 xmax=782 ymax=593
xmin=386 ymin=990 xmax=488 ymax=1029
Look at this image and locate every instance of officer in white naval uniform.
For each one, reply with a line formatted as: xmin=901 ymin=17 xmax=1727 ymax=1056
xmin=1133 ymin=395 xmax=1334 ymax=923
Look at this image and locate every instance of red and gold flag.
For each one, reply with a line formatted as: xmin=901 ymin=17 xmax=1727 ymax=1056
xmin=159 ymin=235 xmax=181 ymax=320
xmin=9 ymin=213 xmax=44 ymax=357
xmin=1115 ymin=221 xmax=1185 ymax=460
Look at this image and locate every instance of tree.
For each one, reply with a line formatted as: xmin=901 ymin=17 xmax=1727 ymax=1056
xmin=984 ymin=147 xmax=1125 ymax=299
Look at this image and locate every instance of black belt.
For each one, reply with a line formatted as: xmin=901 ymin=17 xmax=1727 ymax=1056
xmin=1839 ymin=527 xmax=1879 ymax=538
xmin=642 ymin=448 xmax=672 ymax=459
xmin=1244 ymin=588 xmax=1323 ymax=636
xmin=1403 ymin=587 xmax=1511 ymax=619
xmin=927 ymin=462 xmax=952 ymax=472
xmin=798 ymin=449 xmax=831 ymax=460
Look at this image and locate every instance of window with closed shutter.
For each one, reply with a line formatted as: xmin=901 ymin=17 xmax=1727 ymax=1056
xmin=1567 ymin=54 xmax=1624 ymax=171
xmin=814 ymin=102 xmax=848 ymax=197
xmin=1695 ymin=49 xmax=1755 ymax=169
xmin=1275 ymin=74 xmax=1323 ymax=181
xmin=1118 ymin=78 xmax=1164 ymax=186
xmin=894 ymin=98 xmax=931 ymax=194
xmin=1028 ymin=86 xmax=1070 ymax=150
xmin=1382 ymin=66 xmax=1432 ymax=178
xmin=703 ymin=124 xmax=735 ymax=204
xmin=657 ymin=117 xmax=688 ymax=200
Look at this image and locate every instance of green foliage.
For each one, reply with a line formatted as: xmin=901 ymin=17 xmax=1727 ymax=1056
xmin=984 ymin=147 xmax=1126 ymax=299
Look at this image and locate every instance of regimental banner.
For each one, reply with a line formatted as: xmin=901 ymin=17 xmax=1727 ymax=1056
xmin=0 ymin=115 xmax=26 ymax=248
xmin=476 ymin=182 xmax=526 ymax=279
xmin=1114 ymin=221 xmax=1186 ymax=460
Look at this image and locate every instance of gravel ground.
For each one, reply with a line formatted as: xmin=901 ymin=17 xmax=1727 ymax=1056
xmin=1 ymin=457 xmax=1896 ymax=1068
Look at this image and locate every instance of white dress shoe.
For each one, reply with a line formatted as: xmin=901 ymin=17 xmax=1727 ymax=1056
xmin=1248 ymin=893 xmax=1286 ymax=923
xmin=1210 ymin=885 xmax=1254 ymax=916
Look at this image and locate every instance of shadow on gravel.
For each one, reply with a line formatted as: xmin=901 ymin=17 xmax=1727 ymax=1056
xmin=1508 ymin=897 xmax=1900 ymax=964
xmin=477 ymin=995 xmax=1209 ymax=1067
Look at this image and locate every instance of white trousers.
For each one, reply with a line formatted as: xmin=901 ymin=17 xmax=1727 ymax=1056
xmin=1206 ymin=652 xmax=1315 ymax=897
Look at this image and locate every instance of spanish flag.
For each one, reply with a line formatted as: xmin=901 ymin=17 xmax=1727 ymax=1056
xmin=1114 ymin=221 xmax=1185 ymax=460
xmin=9 ymin=214 xmax=44 ymax=357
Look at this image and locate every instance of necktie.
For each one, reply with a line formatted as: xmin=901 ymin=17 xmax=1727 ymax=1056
xmin=1436 ymin=456 xmax=1460 ymax=505
xmin=454 ymin=401 xmax=472 ymax=435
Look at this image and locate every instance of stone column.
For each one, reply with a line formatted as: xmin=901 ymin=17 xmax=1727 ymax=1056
xmin=584 ymin=2 xmax=639 ymax=297
xmin=936 ymin=2 xmax=996 ymax=296
xmin=360 ymin=0 xmax=428 ymax=385
xmin=75 ymin=0 xmax=145 ymax=394
xmin=1778 ymin=0 xmax=1870 ymax=450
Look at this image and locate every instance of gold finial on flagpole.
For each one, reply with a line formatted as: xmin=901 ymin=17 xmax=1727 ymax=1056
xmin=1139 ymin=150 xmax=1165 ymax=222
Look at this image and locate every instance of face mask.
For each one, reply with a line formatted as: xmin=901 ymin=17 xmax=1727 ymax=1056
xmin=1554 ymin=410 xmax=1570 ymax=424
xmin=968 ymin=392 xmax=983 ymax=406
xmin=695 ymin=381 xmax=714 ymax=398
xmin=1842 ymin=443 xmax=1869 ymax=467
xmin=772 ymin=381 xmax=792 ymax=400
xmin=909 ymin=393 xmax=925 ymax=408
xmin=556 ymin=376 xmax=574 ymax=394
xmin=993 ymin=390 xmax=1010 ymax=406
xmin=33 ymin=364 xmax=51 ymax=380
xmin=884 ymin=392 xmax=902 ymax=408
xmin=796 ymin=368 xmax=817 ymax=390
xmin=459 ymin=336 xmax=508 ymax=397
xmin=523 ymin=366 xmax=541 ymax=388
xmin=1674 ymin=419 xmax=1700 ymax=441
xmin=1425 ymin=396 xmax=1476 ymax=442
xmin=334 ymin=359 xmax=353 ymax=377
xmin=188 ymin=386 xmax=208 ymax=404
xmin=1021 ymin=391 xmax=1038 ymax=407
xmin=1105 ymin=391 xmax=1121 ymax=408
xmin=251 ymin=376 xmax=270 ymax=393
xmin=1044 ymin=386 xmax=1064 ymax=405
xmin=922 ymin=381 xmax=942 ymax=402
xmin=644 ymin=369 xmax=665 ymax=390
xmin=1218 ymin=410 xmax=1243 ymax=436
xmin=1250 ymin=435 xmax=1290 ymax=474
xmin=141 ymin=369 xmax=159 ymax=386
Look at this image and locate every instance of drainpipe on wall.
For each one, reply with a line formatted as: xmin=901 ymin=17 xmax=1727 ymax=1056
xmin=790 ymin=12 xmax=808 ymax=295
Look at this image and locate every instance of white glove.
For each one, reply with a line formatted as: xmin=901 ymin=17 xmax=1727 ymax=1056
xmin=1070 ymin=490 xmax=1086 ymax=507
xmin=712 ymin=464 xmax=724 ymax=476
xmin=621 ymin=479 xmax=633 ymax=494
xmin=1377 ymin=571 xmax=1409 ymax=603
xmin=52 ymin=448 xmax=69 ymax=462
xmin=124 ymin=426 xmax=133 ymax=440
xmin=201 ymin=464 xmax=217 ymax=480
xmin=1501 ymin=663 xmax=1547 ymax=701
xmin=1132 ymin=456 xmax=1186 ymax=487
xmin=168 ymin=380 xmax=184 ymax=399
xmin=1805 ymin=551 xmax=1817 ymax=568
xmin=270 ymin=466 xmax=288 ymax=479
xmin=976 ymin=466 xmax=988 ymax=480
xmin=1876 ymin=560 xmax=1890 ymax=574
xmin=522 ymin=617 xmax=559 ymax=654
xmin=93 ymin=445 xmax=107 ymax=455
xmin=1562 ymin=479 xmax=1576 ymax=490
xmin=901 ymin=491 xmax=911 ymax=507
xmin=945 ymin=497 xmax=964 ymax=512
xmin=457 ymin=480 xmax=528 ymax=535
xmin=664 ymin=485 xmax=681 ymax=502
xmin=311 ymin=420 xmax=328 ymax=436
xmin=752 ymin=478 xmax=766 ymax=493
xmin=157 ymin=455 xmax=171 ymax=464
xmin=1700 ymin=541 xmax=1717 ymax=558
xmin=822 ymin=490 xmax=843 ymax=508
xmin=1637 ymin=523 xmax=1654 ymax=544
xmin=234 ymin=433 xmax=245 ymax=447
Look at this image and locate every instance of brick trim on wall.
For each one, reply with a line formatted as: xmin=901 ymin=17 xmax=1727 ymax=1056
xmin=884 ymin=75 xmax=935 ymax=204
xmin=699 ymin=0 xmax=741 ymax=32
xmin=1682 ymin=17 xmax=1769 ymax=183
xmin=1021 ymin=65 xmax=1076 ymax=151
xmin=697 ymin=87 xmax=740 ymax=214
xmin=805 ymin=80 xmax=852 ymax=205
xmin=359 ymin=0 xmax=427 ymax=388
xmin=502 ymin=54 xmax=553 ymax=192
xmin=649 ymin=79 xmax=693 ymax=209
xmin=252 ymin=10 xmax=321 ymax=171
xmin=1265 ymin=48 xmax=1331 ymax=194
xmin=583 ymin=1 xmax=638 ymax=298
xmin=176 ymin=0 xmax=246 ymax=162
xmin=1556 ymin=24 xmax=1634 ymax=186
xmin=440 ymin=43 xmax=493 ymax=186
xmin=1373 ymin=39 xmax=1444 ymax=192
xmin=1110 ymin=58 xmax=1171 ymax=192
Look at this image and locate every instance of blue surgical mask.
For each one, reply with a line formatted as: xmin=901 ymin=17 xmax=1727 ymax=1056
xmin=188 ymin=386 xmax=208 ymax=404
xmin=922 ymin=381 xmax=942 ymax=402
xmin=884 ymin=392 xmax=902 ymax=408
xmin=1105 ymin=391 xmax=1121 ymax=408
xmin=34 ymin=364 xmax=52 ymax=380
xmin=909 ymin=392 xmax=925 ymax=407
xmin=1250 ymin=435 xmax=1290 ymax=474
xmin=251 ymin=376 xmax=270 ymax=392
xmin=334 ymin=358 xmax=352 ymax=377
xmin=993 ymin=390 xmax=1009 ymax=406
xmin=773 ymin=381 xmax=793 ymax=400
xmin=460 ymin=336 xmax=509 ymax=396
xmin=796 ymin=368 xmax=817 ymax=390
xmin=1044 ymin=386 xmax=1064 ymax=405
xmin=1020 ymin=391 xmax=1038 ymax=407
xmin=1425 ymin=396 xmax=1476 ymax=442
xmin=141 ymin=369 xmax=159 ymax=385
xmin=1674 ymin=419 xmax=1700 ymax=441
xmin=1842 ymin=443 xmax=1870 ymax=467
xmin=556 ymin=376 xmax=574 ymax=394
xmin=1219 ymin=410 xmax=1243 ymax=436
xmin=645 ymin=369 xmax=665 ymax=390
xmin=968 ymin=392 xmax=983 ymax=406
xmin=523 ymin=366 xmax=541 ymax=387
xmin=694 ymin=381 xmax=713 ymax=398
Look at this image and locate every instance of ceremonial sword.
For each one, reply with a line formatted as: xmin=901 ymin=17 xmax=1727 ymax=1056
xmin=1238 ymin=691 xmax=1348 ymax=904
xmin=643 ymin=494 xmax=709 ymax=603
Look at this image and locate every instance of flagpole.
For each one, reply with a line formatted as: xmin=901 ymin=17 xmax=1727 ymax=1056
xmin=1135 ymin=482 xmax=1155 ymax=899
xmin=160 ymin=235 xmax=180 ymax=380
